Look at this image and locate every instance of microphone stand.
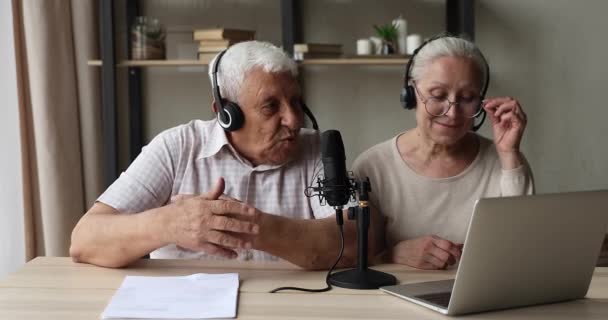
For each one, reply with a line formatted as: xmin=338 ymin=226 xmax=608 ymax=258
xmin=328 ymin=179 xmax=397 ymax=289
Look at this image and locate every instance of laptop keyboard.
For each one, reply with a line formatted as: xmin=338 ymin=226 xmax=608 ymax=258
xmin=415 ymin=292 xmax=452 ymax=308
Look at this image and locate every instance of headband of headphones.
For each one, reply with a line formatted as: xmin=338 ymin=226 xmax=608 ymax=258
xmin=403 ymin=34 xmax=491 ymax=100
xmin=402 ymin=34 xmax=490 ymax=131
xmin=211 ymin=48 xmax=319 ymax=131
xmin=211 ymin=49 xmax=227 ymax=112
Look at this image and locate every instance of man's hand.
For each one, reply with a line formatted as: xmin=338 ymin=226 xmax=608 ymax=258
xmin=391 ymin=235 xmax=462 ymax=270
xmin=165 ymin=178 xmax=259 ymax=259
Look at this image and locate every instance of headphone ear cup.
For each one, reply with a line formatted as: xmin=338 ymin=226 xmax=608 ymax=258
xmin=218 ymin=101 xmax=245 ymax=131
xmin=400 ymin=87 xmax=408 ymax=109
xmin=401 ymin=85 xmax=417 ymax=110
xmin=217 ymin=103 xmax=230 ymax=126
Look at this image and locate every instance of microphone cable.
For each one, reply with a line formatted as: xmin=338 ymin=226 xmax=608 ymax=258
xmin=269 ymin=209 xmax=344 ymax=293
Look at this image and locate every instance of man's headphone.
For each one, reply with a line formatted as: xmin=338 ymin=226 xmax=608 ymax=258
xmin=399 ymin=34 xmax=490 ymax=132
xmin=212 ymin=49 xmax=319 ymax=132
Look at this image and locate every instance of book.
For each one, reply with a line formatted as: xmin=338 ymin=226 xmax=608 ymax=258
xmin=293 ymin=52 xmax=342 ymax=61
xmin=198 ymin=52 xmax=220 ymax=62
xmin=293 ymin=43 xmax=342 ymax=54
xmin=193 ymin=28 xmax=255 ymax=41
xmin=198 ymin=44 xmax=230 ymax=53
xmin=197 ymin=39 xmax=238 ymax=47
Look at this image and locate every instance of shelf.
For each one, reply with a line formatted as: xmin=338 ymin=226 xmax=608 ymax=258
xmin=300 ymin=58 xmax=408 ymax=65
xmin=87 ymin=60 xmax=207 ymax=67
xmin=88 ymin=57 xmax=409 ymax=67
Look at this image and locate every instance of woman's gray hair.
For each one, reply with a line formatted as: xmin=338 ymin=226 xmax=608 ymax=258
xmin=410 ymin=36 xmax=488 ymax=90
xmin=208 ymin=41 xmax=298 ymax=104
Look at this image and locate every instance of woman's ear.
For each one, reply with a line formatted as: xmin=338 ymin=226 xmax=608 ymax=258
xmin=212 ymin=101 xmax=219 ymax=113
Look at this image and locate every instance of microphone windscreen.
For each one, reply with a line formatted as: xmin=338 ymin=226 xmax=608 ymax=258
xmin=321 ymin=130 xmax=349 ymax=207
xmin=321 ymin=130 xmax=346 ymax=161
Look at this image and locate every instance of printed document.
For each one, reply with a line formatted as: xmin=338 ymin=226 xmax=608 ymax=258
xmin=101 ymin=273 xmax=239 ymax=319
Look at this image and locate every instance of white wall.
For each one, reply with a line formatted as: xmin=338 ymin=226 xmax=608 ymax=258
xmin=134 ymin=0 xmax=608 ymax=194
xmin=0 ymin=0 xmax=26 ymax=277
xmin=138 ymin=0 xmax=442 ymax=167
xmin=299 ymin=0 xmax=444 ymax=166
xmin=477 ymin=0 xmax=608 ymax=193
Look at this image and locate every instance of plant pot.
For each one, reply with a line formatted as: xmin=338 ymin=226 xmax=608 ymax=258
xmin=381 ymin=41 xmax=396 ymax=55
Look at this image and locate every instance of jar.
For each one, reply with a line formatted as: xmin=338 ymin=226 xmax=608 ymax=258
xmin=131 ymin=16 xmax=166 ymax=60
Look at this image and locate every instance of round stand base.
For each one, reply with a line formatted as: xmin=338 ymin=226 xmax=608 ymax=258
xmin=328 ymin=268 xmax=397 ymax=290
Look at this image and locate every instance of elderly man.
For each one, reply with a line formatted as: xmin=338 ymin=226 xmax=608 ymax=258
xmin=70 ymin=41 xmax=381 ymax=269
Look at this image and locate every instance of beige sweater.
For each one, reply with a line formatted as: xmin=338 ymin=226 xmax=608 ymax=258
xmin=352 ymin=133 xmax=534 ymax=246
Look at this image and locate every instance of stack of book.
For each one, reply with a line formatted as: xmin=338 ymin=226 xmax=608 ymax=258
xmin=293 ymin=43 xmax=342 ymax=60
xmin=194 ymin=28 xmax=255 ymax=62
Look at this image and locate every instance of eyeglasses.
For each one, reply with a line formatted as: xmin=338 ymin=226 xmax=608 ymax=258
xmin=413 ymin=83 xmax=483 ymax=118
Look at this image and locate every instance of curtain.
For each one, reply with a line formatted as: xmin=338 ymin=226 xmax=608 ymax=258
xmin=13 ymin=0 xmax=103 ymax=259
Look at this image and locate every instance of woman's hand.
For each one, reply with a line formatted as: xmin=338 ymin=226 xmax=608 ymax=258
xmin=390 ymin=235 xmax=462 ymax=270
xmin=483 ymin=97 xmax=528 ymax=169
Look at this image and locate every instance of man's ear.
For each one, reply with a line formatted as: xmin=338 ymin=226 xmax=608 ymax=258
xmin=212 ymin=100 xmax=219 ymax=113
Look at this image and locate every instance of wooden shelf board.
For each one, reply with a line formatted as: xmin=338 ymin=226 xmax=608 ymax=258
xmin=300 ymin=58 xmax=408 ymax=65
xmin=88 ymin=57 xmax=409 ymax=67
xmin=87 ymin=60 xmax=209 ymax=67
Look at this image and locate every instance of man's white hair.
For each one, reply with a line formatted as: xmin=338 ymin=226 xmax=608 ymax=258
xmin=410 ymin=36 xmax=488 ymax=90
xmin=208 ymin=41 xmax=298 ymax=104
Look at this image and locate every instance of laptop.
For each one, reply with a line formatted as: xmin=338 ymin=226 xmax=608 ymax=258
xmin=380 ymin=190 xmax=608 ymax=316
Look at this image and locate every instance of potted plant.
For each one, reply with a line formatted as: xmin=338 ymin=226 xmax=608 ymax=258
xmin=373 ymin=22 xmax=398 ymax=55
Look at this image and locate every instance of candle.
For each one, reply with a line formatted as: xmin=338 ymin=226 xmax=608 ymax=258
xmin=407 ymin=34 xmax=422 ymax=55
xmin=356 ymin=39 xmax=372 ymax=55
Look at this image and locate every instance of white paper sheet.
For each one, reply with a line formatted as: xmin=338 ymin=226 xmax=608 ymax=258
xmin=101 ymin=273 xmax=239 ymax=319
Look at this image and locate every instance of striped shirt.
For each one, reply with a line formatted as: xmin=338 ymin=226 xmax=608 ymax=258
xmin=98 ymin=119 xmax=333 ymax=261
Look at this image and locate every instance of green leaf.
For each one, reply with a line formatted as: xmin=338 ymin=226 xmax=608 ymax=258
xmin=373 ymin=22 xmax=398 ymax=42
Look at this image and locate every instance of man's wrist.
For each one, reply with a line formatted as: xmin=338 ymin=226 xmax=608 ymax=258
xmin=145 ymin=205 xmax=174 ymax=248
xmin=251 ymin=211 xmax=274 ymax=251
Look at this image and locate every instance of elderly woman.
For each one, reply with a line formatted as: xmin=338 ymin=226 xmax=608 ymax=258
xmin=353 ymin=36 xmax=534 ymax=270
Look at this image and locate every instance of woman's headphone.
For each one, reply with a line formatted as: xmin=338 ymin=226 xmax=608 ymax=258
xmin=399 ymin=34 xmax=490 ymax=132
xmin=212 ymin=49 xmax=319 ymax=131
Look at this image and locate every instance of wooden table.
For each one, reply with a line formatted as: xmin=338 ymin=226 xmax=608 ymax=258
xmin=0 ymin=257 xmax=607 ymax=319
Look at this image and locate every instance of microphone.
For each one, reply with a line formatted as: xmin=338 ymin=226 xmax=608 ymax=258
xmin=305 ymin=129 xmax=397 ymax=290
xmin=320 ymin=130 xmax=396 ymax=289
xmin=320 ymin=130 xmax=351 ymax=208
